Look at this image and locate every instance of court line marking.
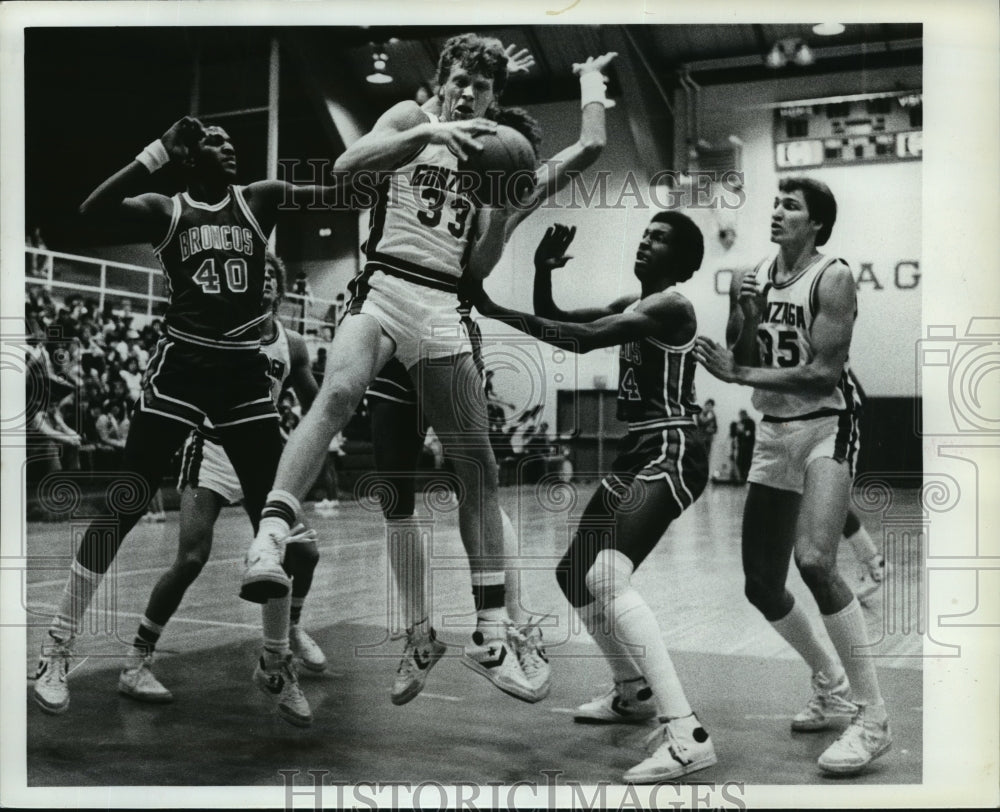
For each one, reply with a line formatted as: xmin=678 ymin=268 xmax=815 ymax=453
xmin=27 ymin=602 xmax=260 ymax=631
xmin=21 ymin=538 xmax=386 ymax=591
xmin=416 ymin=692 xmax=464 ymax=702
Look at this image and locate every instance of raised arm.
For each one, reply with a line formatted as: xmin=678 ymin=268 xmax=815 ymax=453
xmin=285 ymin=328 xmax=319 ymax=413
xmin=333 ymin=101 xmax=496 ymax=175
xmin=726 ymin=265 xmax=766 ymax=366
xmin=532 ymin=225 xmax=633 ymax=322
xmin=696 ymin=263 xmax=856 ymax=395
xmin=79 ymin=117 xmax=202 ymax=241
xmin=505 ymin=52 xmax=617 ymax=236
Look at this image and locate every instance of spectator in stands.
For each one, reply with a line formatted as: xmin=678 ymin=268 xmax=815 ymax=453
xmin=119 ymin=356 xmax=143 ymax=403
xmin=312 ymin=347 xmax=327 ymax=386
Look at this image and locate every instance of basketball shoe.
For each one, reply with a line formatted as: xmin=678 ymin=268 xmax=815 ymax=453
xmin=511 ymin=620 xmax=551 ymax=699
xmin=573 ymin=677 xmax=657 ymax=724
xmin=623 ymin=714 xmax=717 ymax=783
xmin=118 ymin=653 xmax=174 ymax=703
xmin=817 ymin=705 xmax=892 ymax=774
xmin=240 ymin=528 xmax=291 ymax=603
xmin=462 ymin=624 xmax=540 ymax=703
xmin=290 ymin=625 xmax=327 ymax=674
xmin=33 ymin=639 xmax=73 ymax=714
xmin=391 ymin=627 xmax=447 ymax=705
xmin=792 ymin=670 xmax=858 ymax=732
xmin=253 ymin=652 xmax=312 ymax=727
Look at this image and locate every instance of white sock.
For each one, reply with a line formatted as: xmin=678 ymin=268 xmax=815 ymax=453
xmin=611 ymin=587 xmax=692 ymax=719
xmin=846 ymin=524 xmax=879 ymax=564
xmin=577 ymin=600 xmax=642 ymax=683
xmin=770 ymin=600 xmax=842 ymax=680
xmin=501 ymin=508 xmax=529 ymax=626
xmin=822 ymin=597 xmax=885 ymax=710
xmin=386 ymin=516 xmax=429 ymax=633
xmin=262 ymin=593 xmax=292 ymax=658
xmin=49 ymin=560 xmax=102 ymax=644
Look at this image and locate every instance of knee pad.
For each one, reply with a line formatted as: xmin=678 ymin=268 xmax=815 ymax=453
xmin=583 ymin=549 xmax=635 ymax=606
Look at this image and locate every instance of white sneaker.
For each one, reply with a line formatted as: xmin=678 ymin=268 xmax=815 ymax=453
xmin=33 ymin=641 xmax=72 ymax=714
xmin=623 ymin=714 xmax=717 ymax=783
xmin=462 ymin=625 xmax=540 ymax=703
xmin=792 ymin=671 xmax=858 ymax=732
xmin=574 ymin=678 xmax=657 ymax=724
xmin=856 ymin=554 xmax=886 ymax=605
xmin=289 ymin=625 xmax=327 ymax=674
xmin=118 ymin=654 xmax=174 ymax=703
xmin=511 ymin=620 xmax=551 ymax=700
xmin=818 ymin=706 xmax=892 ymax=774
xmin=240 ymin=528 xmax=291 ymax=603
xmin=253 ymin=653 xmax=312 ymax=727
xmin=391 ymin=627 xmax=447 ymax=705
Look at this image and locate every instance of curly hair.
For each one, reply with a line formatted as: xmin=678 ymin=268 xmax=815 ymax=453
xmin=436 ymin=34 xmax=509 ymax=98
xmin=649 ymin=210 xmax=705 ymax=281
xmin=265 ymin=251 xmax=287 ymax=306
xmin=491 ymin=105 xmax=542 ymax=162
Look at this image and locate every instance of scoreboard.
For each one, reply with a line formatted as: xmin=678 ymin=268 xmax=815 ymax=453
xmin=774 ymin=91 xmax=922 ymax=170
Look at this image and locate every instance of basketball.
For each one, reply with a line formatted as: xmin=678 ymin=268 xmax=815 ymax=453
xmin=459 ymin=124 xmax=536 ymax=208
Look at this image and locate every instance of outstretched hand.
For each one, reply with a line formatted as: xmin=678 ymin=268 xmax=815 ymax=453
xmin=572 ymin=51 xmax=618 ymax=75
xmin=534 ymin=224 xmax=576 ymax=271
xmin=693 ymin=336 xmax=740 ymax=383
xmin=504 ymin=44 xmax=536 ymax=75
xmin=161 ymin=116 xmax=206 ymax=163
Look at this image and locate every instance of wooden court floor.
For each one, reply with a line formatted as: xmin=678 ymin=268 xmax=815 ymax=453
xmin=22 ymin=483 xmax=923 ymax=787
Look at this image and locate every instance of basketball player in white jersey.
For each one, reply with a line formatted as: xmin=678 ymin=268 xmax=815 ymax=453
xmin=245 ymin=34 xmax=545 ymax=701
xmin=376 ymin=51 xmax=619 ymax=707
xmin=695 ymin=177 xmax=892 ymax=775
xmin=116 ymin=254 xmax=323 ymax=727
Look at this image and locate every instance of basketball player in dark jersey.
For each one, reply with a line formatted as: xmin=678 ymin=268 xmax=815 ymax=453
xmin=695 ymin=177 xmax=892 ymax=774
xmin=33 ymin=117 xmax=341 ymax=718
xmin=371 ymin=53 xmax=619 ymax=707
xmin=467 ymin=214 xmax=717 ymax=783
xmin=115 ymin=253 xmax=324 ymax=727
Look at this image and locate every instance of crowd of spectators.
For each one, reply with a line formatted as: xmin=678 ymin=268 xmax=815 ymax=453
xmin=25 ymin=285 xmax=162 ymax=482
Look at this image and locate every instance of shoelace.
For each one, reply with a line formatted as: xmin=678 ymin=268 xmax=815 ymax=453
xmin=39 ymin=649 xmax=71 ymax=680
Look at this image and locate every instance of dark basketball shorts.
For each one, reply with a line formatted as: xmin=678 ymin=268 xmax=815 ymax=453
xmin=600 ymin=424 xmax=709 ymax=517
xmin=139 ymin=336 xmax=277 ymax=429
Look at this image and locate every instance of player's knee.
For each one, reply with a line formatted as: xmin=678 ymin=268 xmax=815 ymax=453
xmin=174 ymin=550 xmax=208 ymax=584
xmin=378 ymin=478 xmax=416 ymax=520
xmin=744 ymin=574 xmax=781 ymax=614
xmin=794 ymin=548 xmax=837 ymax=590
xmin=284 ymin=540 xmax=319 ymax=577
xmin=318 ymin=377 xmax=363 ymax=421
xmin=583 ymin=549 xmax=634 ymax=607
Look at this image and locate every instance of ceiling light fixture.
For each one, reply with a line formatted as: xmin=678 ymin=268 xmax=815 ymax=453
xmin=813 ymin=23 xmax=845 ymax=36
xmin=765 ymin=38 xmax=815 ymax=69
xmin=366 ymin=46 xmax=393 ymax=84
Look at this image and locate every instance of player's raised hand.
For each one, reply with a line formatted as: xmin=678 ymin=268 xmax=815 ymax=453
xmin=504 ymin=44 xmax=536 ymax=75
xmin=572 ymin=52 xmax=618 ymax=76
xmin=737 ymin=269 xmax=768 ymax=318
xmin=161 ymin=116 xmax=205 ymax=163
xmin=534 ymin=224 xmax=576 ymax=271
xmin=428 ymin=118 xmax=497 ymax=162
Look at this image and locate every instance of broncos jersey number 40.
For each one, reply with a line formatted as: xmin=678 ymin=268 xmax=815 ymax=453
xmin=192 ymin=258 xmax=249 ymax=294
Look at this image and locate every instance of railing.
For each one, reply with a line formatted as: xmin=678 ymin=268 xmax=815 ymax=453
xmin=24 ymin=246 xmax=341 ymax=335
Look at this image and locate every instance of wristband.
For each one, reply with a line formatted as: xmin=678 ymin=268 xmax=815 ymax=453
xmin=579 ymin=71 xmax=615 ymax=109
xmin=135 ymin=139 xmax=170 ymax=173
